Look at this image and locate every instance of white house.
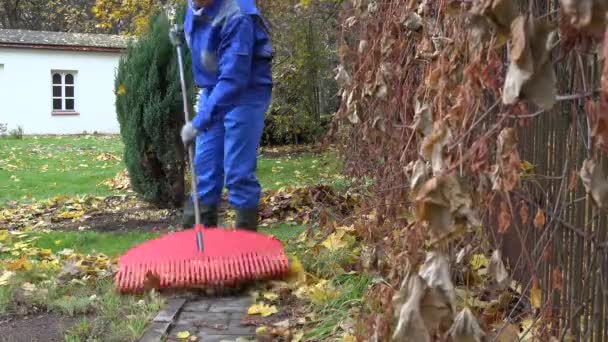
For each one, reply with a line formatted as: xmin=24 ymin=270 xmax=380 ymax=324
xmin=0 ymin=29 xmax=130 ymax=134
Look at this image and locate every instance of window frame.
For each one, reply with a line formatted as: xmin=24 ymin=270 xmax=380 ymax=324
xmin=51 ymin=71 xmax=78 ymax=115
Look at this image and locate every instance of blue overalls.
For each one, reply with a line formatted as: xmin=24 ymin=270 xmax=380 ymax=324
xmin=183 ymin=0 xmax=272 ymax=211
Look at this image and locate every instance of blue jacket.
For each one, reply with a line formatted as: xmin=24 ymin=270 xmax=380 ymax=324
xmin=184 ymin=0 xmax=273 ymax=131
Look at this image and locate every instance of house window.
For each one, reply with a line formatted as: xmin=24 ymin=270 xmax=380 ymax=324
xmin=52 ymin=71 xmax=77 ymax=113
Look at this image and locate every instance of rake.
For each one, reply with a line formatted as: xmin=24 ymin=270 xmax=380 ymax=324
xmin=114 ymin=8 xmax=289 ymax=293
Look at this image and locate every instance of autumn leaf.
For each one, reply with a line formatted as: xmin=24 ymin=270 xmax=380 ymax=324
xmin=341 ymin=334 xmax=356 ymax=342
xmin=448 ymin=307 xmax=485 ymax=342
xmin=552 ymin=268 xmax=563 ymax=292
xmin=117 ymin=84 xmax=127 ymax=96
xmin=247 ymin=303 xmax=278 ymax=317
xmin=57 ymin=210 xmax=85 ymax=220
xmin=286 ymin=255 xmax=306 ymax=285
xmin=519 ymin=202 xmax=530 ymax=225
xmin=560 ymin=0 xmax=607 ymax=31
xmin=308 ymin=279 xmax=338 ymax=304
xmin=498 ymin=202 xmax=511 ymax=234
xmin=392 ymin=274 xmax=431 ymax=341
xmin=470 ymin=254 xmax=488 ymax=271
xmin=488 ymin=250 xmax=510 ymax=289
xmin=176 ymin=331 xmax=191 ymax=339
xmin=0 ymin=271 xmax=15 ymax=286
xmin=262 ymin=291 xmax=279 ymax=301
xmin=292 ymin=331 xmax=304 ymax=342
xmin=580 ymin=159 xmax=608 ymax=209
xmin=533 ymin=209 xmax=545 ymax=228
xmin=321 ymin=231 xmax=348 ymax=251
xmin=502 ymin=15 xmax=558 ymax=110
xmin=7 ymin=257 xmax=32 ymax=271
xmin=530 ymin=281 xmax=542 ymax=309
xmin=256 ymin=326 xmax=269 ymax=336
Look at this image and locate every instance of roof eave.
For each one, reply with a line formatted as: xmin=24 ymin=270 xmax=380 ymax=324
xmin=0 ymin=42 xmax=125 ymax=52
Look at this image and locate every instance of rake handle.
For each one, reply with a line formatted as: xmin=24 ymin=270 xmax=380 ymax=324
xmin=173 ymin=22 xmax=204 ymax=252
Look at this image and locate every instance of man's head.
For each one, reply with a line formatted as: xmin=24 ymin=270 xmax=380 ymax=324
xmin=193 ymin=0 xmax=214 ymax=8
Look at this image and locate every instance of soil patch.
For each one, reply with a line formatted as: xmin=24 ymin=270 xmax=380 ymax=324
xmin=0 ymin=313 xmax=79 ymax=342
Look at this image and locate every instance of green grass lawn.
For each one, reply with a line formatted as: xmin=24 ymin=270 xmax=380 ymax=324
xmin=0 ymin=136 xmax=123 ymax=204
xmin=0 ymin=135 xmax=339 ymax=205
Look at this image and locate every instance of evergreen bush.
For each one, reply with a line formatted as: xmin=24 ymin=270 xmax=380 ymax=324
xmin=115 ymin=7 xmax=193 ymax=208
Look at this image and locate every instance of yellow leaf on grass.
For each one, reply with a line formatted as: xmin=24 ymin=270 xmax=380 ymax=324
xmin=530 ymin=283 xmax=542 ymax=309
xmin=287 ymin=256 xmax=306 ymax=284
xmin=176 ymin=331 xmax=190 ymax=339
xmin=292 ymin=331 xmax=304 ymax=342
xmin=0 ymin=271 xmax=15 ymax=286
xmin=262 ymin=291 xmax=279 ymax=301
xmin=321 ymin=231 xmax=347 ymax=251
xmin=7 ymin=257 xmax=32 ymax=271
xmin=0 ymin=231 xmax=8 ymax=242
xmin=342 ymin=334 xmax=356 ymax=342
xmin=469 ymin=254 xmax=488 ymax=270
xmin=255 ymin=326 xmax=269 ymax=335
xmin=58 ymin=210 xmax=85 ymax=219
xmin=309 ymin=279 xmax=338 ymax=304
xmin=247 ymin=303 xmax=278 ymax=317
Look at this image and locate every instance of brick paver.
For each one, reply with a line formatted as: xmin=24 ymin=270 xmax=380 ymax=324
xmin=150 ymin=295 xmax=256 ymax=342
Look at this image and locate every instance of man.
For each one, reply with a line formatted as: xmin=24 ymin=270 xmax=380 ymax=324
xmin=170 ymin=0 xmax=272 ymax=231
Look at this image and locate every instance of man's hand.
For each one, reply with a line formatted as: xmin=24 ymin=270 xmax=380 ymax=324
xmin=169 ymin=26 xmax=185 ymax=46
xmin=181 ymin=122 xmax=198 ymax=145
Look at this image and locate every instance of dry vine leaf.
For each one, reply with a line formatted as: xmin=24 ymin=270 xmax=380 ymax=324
xmin=334 ymin=65 xmax=351 ymax=87
xmin=533 ymin=209 xmax=545 ymax=228
xmin=552 ymin=267 xmax=564 ymax=292
xmin=402 ymin=12 xmax=423 ymax=31
xmin=421 ymin=121 xmax=452 ymax=174
xmin=392 ymin=274 xmax=431 ymax=342
xmin=503 ymin=15 xmax=558 ymax=110
xmin=470 ymin=0 xmax=519 ymax=35
xmin=491 ymin=128 xmax=521 ymax=192
xmin=579 ymin=159 xmax=608 ymax=209
xmin=409 ymin=159 xmax=430 ymax=193
xmin=519 ymin=201 xmax=530 ymax=225
xmin=413 ymin=100 xmax=433 ymax=137
xmin=392 ymin=266 xmax=414 ymax=318
xmin=488 ymin=250 xmax=510 ymax=289
xmin=345 ymin=91 xmax=360 ymax=125
xmin=559 ymin=0 xmax=608 ymax=32
xmin=467 ymin=0 xmax=518 ymax=50
xmin=530 ymin=281 xmax=542 ymax=309
xmin=596 ymin=33 xmax=608 ymax=152
xmin=497 ymin=201 xmax=511 ymax=234
xmin=415 ymin=174 xmax=479 ymax=235
xmin=418 ymin=252 xmax=456 ymax=331
xmin=448 ymin=307 xmax=486 ymax=342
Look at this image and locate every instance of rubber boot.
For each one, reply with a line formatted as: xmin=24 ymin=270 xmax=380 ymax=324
xmin=182 ymin=201 xmax=218 ymax=228
xmin=235 ymin=207 xmax=258 ymax=231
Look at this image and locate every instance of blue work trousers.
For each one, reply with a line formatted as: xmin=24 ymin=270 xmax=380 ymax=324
xmin=193 ymin=97 xmax=268 ymax=209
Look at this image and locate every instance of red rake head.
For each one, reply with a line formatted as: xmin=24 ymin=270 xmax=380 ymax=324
xmin=115 ymin=227 xmax=289 ymax=293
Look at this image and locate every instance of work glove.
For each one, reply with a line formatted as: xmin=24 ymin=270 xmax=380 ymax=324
xmin=181 ymin=122 xmax=198 ymax=146
xmin=169 ymin=25 xmax=185 ymax=47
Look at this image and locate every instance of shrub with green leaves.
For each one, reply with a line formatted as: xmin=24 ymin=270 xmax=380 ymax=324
xmin=115 ymin=7 xmax=193 ymax=208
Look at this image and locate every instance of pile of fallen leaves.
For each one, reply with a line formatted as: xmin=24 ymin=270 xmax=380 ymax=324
xmin=0 ymin=230 xmax=116 ymax=305
xmin=0 ymin=194 xmax=173 ymax=231
xmin=98 ymin=168 xmax=132 ymax=192
xmin=259 ymin=185 xmax=361 ymax=226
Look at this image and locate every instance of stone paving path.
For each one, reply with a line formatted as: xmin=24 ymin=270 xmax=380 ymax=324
xmin=140 ymin=295 xmax=256 ymax=342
